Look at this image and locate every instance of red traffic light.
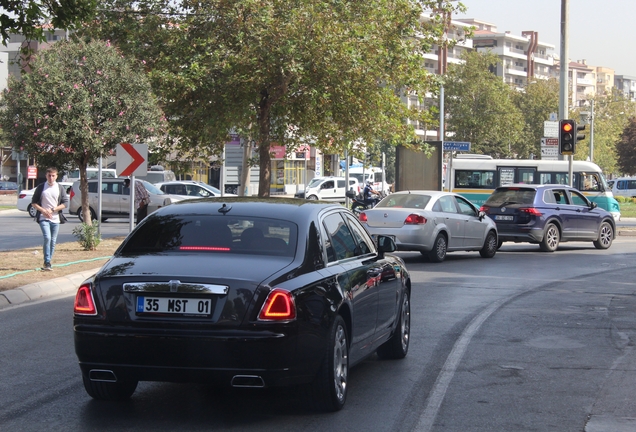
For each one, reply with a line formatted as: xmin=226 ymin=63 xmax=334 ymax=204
xmin=562 ymin=123 xmax=573 ymax=132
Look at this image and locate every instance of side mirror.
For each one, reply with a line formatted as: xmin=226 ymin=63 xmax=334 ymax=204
xmin=590 ymin=201 xmax=598 ymax=209
xmin=346 ymin=189 xmax=356 ymax=199
xmin=377 ymin=235 xmax=396 ymax=258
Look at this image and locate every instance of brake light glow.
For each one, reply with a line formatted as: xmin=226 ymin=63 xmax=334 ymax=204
xmin=359 ymin=212 xmax=368 ymax=222
xmin=74 ymin=283 xmax=97 ymax=315
xmin=404 ymin=214 xmax=427 ymax=224
xmin=520 ymin=208 xmax=542 ymax=216
xmin=179 ymin=246 xmax=231 ymax=251
xmin=480 ymin=205 xmax=490 ymax=212
xmin=258 ymin=288 xmax=296 ymax=321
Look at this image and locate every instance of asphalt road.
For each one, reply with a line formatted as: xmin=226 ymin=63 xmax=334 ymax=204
xmin=2 ymin=238 xmax=636 ymax=431
xmin=0 ymin=209 xmax=133 ymax=251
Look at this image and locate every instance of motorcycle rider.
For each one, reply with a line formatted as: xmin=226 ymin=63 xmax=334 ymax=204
xmin=362 ymin=180 xmax=380 ymax=207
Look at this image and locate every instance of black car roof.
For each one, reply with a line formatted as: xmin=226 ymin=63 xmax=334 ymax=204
xmin=156 ymin=197 xmax=341 ymax=225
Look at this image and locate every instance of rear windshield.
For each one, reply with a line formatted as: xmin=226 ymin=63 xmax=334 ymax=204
xmin=484 ymin=188 xmax=536 ymax=206
xmin=376 ymin=193 xmax=431 ymax=209
xmin=119 ymin=215 xmax=297 ymax=257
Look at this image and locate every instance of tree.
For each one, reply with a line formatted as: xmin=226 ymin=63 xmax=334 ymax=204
xmin=444 ymin=51 xmax=524 ymax=157
xmin=573 ymin=92 xmax=635 ymax=174
xmin=616 ymin=117 xmax=636 ymax=175
xmin=0 ymin=0 xmax=97 ymax=44
xmin=0 ymin=39 xmax=165 ymax=224
xmin=512 ymin=78 xmax=559 ymax=158
xmin=78 ymin=0 xmax=466 ymax=196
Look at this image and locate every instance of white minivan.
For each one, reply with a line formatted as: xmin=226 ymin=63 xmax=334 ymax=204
xmin=304 ymin=177 xmax=359 ymax=202
xmin=611 ymin=177 xmax=636 ymax=198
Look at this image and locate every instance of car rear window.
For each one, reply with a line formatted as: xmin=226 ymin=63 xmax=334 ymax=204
xmin=484 ymin=188 xmax=536 ymax=206
xmin=376 ymin=194 xmax=431 ymax=209
xmin=118 ymin=215 xmax=297 ymax=257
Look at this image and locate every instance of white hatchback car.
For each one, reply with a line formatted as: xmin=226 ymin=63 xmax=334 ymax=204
xmin=155 ymin=180 xmax=237 ymax=198
xmin=17 ymin=182 xmax=73 ymax=217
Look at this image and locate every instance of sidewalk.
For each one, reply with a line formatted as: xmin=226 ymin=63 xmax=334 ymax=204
xmin=0 ymin=268 xmax=100 ymax=310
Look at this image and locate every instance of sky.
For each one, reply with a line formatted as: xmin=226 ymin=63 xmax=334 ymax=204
xmin=456 ymin=0 xmax=636 ymax=76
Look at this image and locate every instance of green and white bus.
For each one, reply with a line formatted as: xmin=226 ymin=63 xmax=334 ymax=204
xmin=446 ymin=157 xmax=621 ymax=220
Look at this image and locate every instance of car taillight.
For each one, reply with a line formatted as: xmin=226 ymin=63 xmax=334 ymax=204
xmin=258 ymin=288 xmax=296 ymax=321
xmin=359 ymin=212 xmax=368 ymax=222
xmin=74 ymin=283 xmax=97 ymax=316
xmin=480 ymin=205 xmax=489 ymax=212
xmin=404 ymin=214 xmax=426 ymax=224
xmin=69 ymin=189 xmax=75 ymax=200
xmin=19 ymin=193 xmax=27 ymax=199
xmin=520 ymin=208 xmax=542 ymax=216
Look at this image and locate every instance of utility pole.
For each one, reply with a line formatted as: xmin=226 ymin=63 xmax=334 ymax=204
xmin=589 ymin=100 xmax=595 ymax=162
xmin=559 ymin=0 xmax=573 ymax=185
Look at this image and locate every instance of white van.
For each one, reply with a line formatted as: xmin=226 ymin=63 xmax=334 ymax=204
xmin=136 ymin=165 xmax=176 ymax=184
xmin=63 ymin=167 xmax=117 ymax=182
xmin=611 ymin=177 xmax=636 ymax=198
xmin=304 ymin=176 xmax=359 ymax=202
xmin=348 ymin=167 xmax=391 ymax=194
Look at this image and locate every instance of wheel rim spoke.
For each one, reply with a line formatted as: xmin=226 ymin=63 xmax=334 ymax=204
xmin=333 ymin=325 xmax=348 ymax=401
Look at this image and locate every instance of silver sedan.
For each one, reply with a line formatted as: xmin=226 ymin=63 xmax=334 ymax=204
xmin=359 ymin=190 xmax=498 ymax=263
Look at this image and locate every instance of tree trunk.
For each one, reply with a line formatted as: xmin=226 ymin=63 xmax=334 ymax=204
xmin=79 ymin=160 xmax=92 ymax=226
xmin=258 ymin=139 xmax=271 ymax=197
xmin=238 ymin=136 xmax=252 ymax=196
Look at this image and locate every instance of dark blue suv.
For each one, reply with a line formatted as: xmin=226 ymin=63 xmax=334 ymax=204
xmin=481 ymin=184 xmax=615 ymax=252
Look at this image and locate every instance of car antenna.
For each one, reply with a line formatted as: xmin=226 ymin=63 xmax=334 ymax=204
xmin=218 ymin=203 xmax=232 ymax=214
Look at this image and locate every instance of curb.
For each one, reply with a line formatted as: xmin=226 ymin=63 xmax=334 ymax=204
xmin=0 ymin=268 xmax=101 ymax=310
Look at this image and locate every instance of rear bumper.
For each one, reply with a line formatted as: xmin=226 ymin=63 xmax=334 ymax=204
xmin=74 ymin=324 xmax=324 ymax=387
xmin=497 ymin=225 xmax=544 ymax=243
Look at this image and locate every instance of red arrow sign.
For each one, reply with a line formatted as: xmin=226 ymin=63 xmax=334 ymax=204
xmin=119 ymin=143 xmax=146 ymax=176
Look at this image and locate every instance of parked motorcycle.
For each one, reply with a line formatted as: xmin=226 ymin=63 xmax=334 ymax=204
xmin=346 ymin=189 xmax=381 ymax=216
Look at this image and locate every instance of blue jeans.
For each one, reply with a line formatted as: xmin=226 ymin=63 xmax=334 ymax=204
xmin=39 ymin=220 xmax=60 ymax=265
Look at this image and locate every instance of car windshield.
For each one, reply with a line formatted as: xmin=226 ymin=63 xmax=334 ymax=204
xmin=200 ymin=183 xmax=222 ymax=194
xmin=376 ymin=193 xmax=431 ymax=209
xmin=142 ymin=180 xmax=164 ymax=195
xmin=119 ymin=215 xmax=297 ymax=257
xmin=307 ymin=177 xmax=323 ymax=188
xmin=485 ymin=188 xmax=536 ymax=206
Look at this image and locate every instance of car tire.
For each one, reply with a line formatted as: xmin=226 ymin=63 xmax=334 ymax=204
xmin=479 ymin=231 xmax=498 ymax=258
xmin=307 ymin=195 xmax=318 ymax=201
xmin=77 ymin=207 xmax=97 ymax=223
xmin=539 ymin=223 xmax=560 ymax=252
xmin=81 ymin=373 xmax=138 ymax=401
xmin=27 ymin=204 xmax=37 ymax=218
xmin=497 ymin=240 xmax=504 ymax=250
xmin=428 ymin=233 xmax=447 ymax=263
xmin=308 ymin=315 xmax=348 ymax=412
xmin=593 ymin=221 xmax=614 ymax=249
xmin=351 ymin=202 xmax=365 ymax=216
xmin=377 ymin=289 xmax=410 ymax=360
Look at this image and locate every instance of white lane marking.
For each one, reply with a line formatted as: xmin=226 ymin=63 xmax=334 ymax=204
xmin=414 ymin=294 xmax=513 ymax=432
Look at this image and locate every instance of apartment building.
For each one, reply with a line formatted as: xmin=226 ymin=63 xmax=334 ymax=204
xmin=457 ymin=18 xmax=556 ymax=90
xmin=615 ymin=75 xmax=636 ymax=101
xmin=596 ymin=66 xmax=615 ymax=96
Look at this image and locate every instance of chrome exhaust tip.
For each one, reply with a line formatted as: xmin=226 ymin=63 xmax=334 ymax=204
xmin=89 ymin=369 xmax=117 ymax=383
xmin=231 ymin=375 xmax=265 ymax=388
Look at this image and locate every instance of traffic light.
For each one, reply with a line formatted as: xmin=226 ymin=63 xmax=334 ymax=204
xmin=576 ymin=123 xmax=586 ymax=146
xmin=559 ymin=119 xmax=579 ymax=155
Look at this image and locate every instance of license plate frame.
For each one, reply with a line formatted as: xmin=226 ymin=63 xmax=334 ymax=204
xmin=495 ymin=215 xmax=514 ymax=221
xmin=136 ymin=296 xmax=212 ymax=317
